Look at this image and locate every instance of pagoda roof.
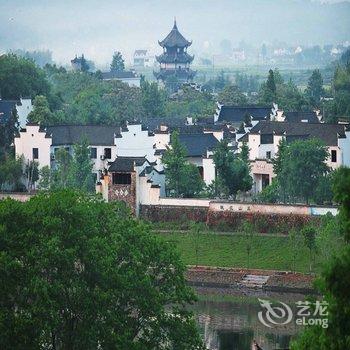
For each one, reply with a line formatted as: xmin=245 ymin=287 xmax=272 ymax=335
xmin=154 ymin=68 xmax=196 ymax=80
xmin=156 ymin=52 xmax=194 ymax=64
xmin=159 ymin=20 xmax=192 ymax=48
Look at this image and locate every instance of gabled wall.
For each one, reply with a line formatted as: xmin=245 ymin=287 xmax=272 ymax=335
xmin=14 ymin=125 xmax=51 ymax=169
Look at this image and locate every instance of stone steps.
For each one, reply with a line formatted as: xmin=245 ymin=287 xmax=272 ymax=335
xmin=240 ymin=274 xmax=270 ymax=288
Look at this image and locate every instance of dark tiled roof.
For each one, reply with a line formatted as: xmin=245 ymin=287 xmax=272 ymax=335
xmin=45 ymin=125 xmax=121 ymax=146
xmin=249 ymin=121 xmax=346 ymax=146
xmin=217 ymin=106 xmax=271 ymax=123
xmin=108 ymin=156 xmax=148 ymax=172
xmin=156 ymin=52 xmax=194 ymax=64
xmin=0 ymin=100 xmax=17 ymax=124
xmin=284 ymin=111 xmax=320 ymax=123
xmin=172 ymin=125 xmax=204 ymax=134
xmin=142 ymin=117 xmax=187 ymax=131
xmin=101 ymin=70 xmax=138 ymax=80
xmin=159 ymin=21 xmax=192 ymax=48
xmin=177 ymin=133 xmax=219 ymax=157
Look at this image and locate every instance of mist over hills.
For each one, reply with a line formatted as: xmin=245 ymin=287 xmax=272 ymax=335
xmin=0 ymin=0 xmax=349 ymax=65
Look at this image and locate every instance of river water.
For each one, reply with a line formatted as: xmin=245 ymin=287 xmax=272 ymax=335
xmin=191 ymin=289 xmax=307 ymax=350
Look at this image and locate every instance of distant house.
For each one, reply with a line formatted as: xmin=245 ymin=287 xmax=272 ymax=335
xmin=15 ymin=124 xmax=123 ymax=185
xmin=101 ymin=70 xmax=141 ymax=87
xmin=71 ymin=55 xmax=85 ymax=71
xmin=133 ymin=50 xmax=154 ymax=67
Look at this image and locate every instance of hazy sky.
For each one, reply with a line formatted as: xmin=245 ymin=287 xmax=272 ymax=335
xmin=0 ymin=0 xmax=349 ymax=66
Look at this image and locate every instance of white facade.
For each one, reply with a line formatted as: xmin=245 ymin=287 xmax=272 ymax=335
xmin=338 ymin=130 xmax=350 ymax=167
xmin=14 ymin=125 xmax=51 ymax=169
xmin=243 ymin=127 xmax=350 ymax=194
xmin=116 ymin=124 xmax=156 ymax=162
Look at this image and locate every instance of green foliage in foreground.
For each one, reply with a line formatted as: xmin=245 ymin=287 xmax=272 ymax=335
xmin=291 ymin=167 xmax=350 ymax=350
xmin=0 ymin=191 xmax=204 ymax=350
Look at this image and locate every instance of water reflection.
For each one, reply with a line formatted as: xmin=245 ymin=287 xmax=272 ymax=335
xmin=191 ymin=289 xmax=303 ymax=350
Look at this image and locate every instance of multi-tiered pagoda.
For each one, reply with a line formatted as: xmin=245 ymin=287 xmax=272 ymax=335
xmin=154 ymin=20 xmax=196 ymax=86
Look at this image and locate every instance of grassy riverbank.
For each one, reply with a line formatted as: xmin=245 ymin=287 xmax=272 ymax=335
xmin=157 ymin=231 xmax=321 ymax=274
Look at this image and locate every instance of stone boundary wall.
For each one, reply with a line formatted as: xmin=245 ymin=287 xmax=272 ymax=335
xmin=140 ymin=205 xmax=208 ymax=223
xmin=140 ymin=199 xmax=335 ymax=232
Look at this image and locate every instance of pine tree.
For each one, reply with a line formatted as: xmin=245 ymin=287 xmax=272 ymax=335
xmin=110 ymin=51 xmax=125 ymax=72
xmin=162 ymin=131 xmax=204 ymax=197
xmin=27 ymin=95 xmax=52 ymax=125
xmin=306 ymin=69 xmax=324 ymax=106
xmin=266 ymin=69 xmax=276 ymax=96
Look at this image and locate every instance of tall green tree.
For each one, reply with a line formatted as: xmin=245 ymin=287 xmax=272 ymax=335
xmin=259 ymin=69 xmax=276 ymax=104
xmin=302 ymin=225 xmax=317 ymax=272
xmin=276 ymin=138 xmax=329 ymax=204
xmin=0 ymin=190 xmax=204 ymax=350
xmin=110 ymin=51 xmax=125 ymax=72
xmin=140 ymin=77 xmax=165 ymax=118
xmin=27 ymin=95 xmax=53 ymax=124
xmin=80 ymin=55 xmax=90 ymax=72
xmin=213 ymin=140 xmax=252 ymax=199
xmin=24 ymin=160 xmax=39 ymax=193
xmin=50 ymin=139 xmax=94 ymax=192
xmin=0 ymin=155 xmax=23 ymax=191
xmin=306 ymin=69 xmax=324 ymax=106
xmin=68 ymin=138 xmax=95 ymax=191
xmin=0 ymin=105 xmax=19 ymax=160
xmin=162 ymin=131 xmax=204 ymax=197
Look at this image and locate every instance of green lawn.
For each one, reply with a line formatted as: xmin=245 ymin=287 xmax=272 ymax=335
xmin=156 ymin=232 xmax=321 ymax=274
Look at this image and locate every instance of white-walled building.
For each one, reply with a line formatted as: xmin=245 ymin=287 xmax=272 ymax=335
xmin=133 ymin=50 xmax=154 ymax=67
xmin=101 ymin=70 xmax=141 ymax=87
xmin=15 ymin=124 xmax=122 ymax=182
xmin=14 ymin=124 xmax=52 ymax=170
xmin=238 ymin=121 xmax=350 ymax=193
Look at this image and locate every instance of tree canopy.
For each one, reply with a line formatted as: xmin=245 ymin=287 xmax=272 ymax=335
xmin=110 ymin=51 xmax=125 ymax=72
xmin=217 ymin=85 xmax=248 ymax=105
xmin=274 ymin=138 xmax=330 ymax=204
xmin=0 ymin=54 xmax=50 ymax=100
xmin=291 ymin=167 xmax=350 ymax=349
xmin=0 ymin=190 xmax=204 ymax=349
xmin=212 ymin=140 xmax=252 ymax=198
xmin=162 ymin=131 xmax=204 ymax=197
xmin=27 ymin=95 xmax=53 ymax=125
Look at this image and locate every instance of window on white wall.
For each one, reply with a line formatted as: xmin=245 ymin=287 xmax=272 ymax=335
xmin=104 ymin=148 xmax=112 ymax=159
xmin=32 ymin=148 xmax=39 ymax=159
xmin=331 ymin=150 xmax=337 ymax=163
xmin=266 ymin=151 xmax=271 ymax=159
xmin=90 ymin=147 xmax=97 ymax=159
